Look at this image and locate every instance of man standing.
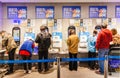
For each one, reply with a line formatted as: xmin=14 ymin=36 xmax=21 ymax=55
xmin=95 ymin=24 xmax=112 ymax=74
xmin=35 ymin=25 xmax=51 ymax=72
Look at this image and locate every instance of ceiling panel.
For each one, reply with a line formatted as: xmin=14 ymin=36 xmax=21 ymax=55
xmin=0 ymin=0 xmax=119 ymax=3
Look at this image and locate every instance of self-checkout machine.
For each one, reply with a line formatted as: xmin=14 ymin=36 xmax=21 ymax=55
xmin=12 ymin=19 xmax=22 ymax=57
xmin=78 ymin=19 xmax=91 ymax=66
xmin=47 ymin=18 xmax=63 ymax=67
xmin=11 ymin=19 xmax=23 ymax=69
xmin=62 ymin=6 xmax=81 ymax=56
xmin=79 ymin=18 xmax=92 ymax=49
xmin=12 ymin=20 xmax=21 ymax=46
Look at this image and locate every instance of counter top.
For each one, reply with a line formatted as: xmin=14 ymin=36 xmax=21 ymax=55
xmin=0 ymin=49 xmax=6 ymax=53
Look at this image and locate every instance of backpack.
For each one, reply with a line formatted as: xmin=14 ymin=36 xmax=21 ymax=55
xmin=38 ymin=33 xmax=51 ymax=50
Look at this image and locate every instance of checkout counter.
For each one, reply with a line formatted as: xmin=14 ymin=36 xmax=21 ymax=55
xmin=0 ymin=50 xmax=6 ymax=60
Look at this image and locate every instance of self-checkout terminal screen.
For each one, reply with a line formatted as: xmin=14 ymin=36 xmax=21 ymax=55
xmin=24 ymin=33 xmax=35 ymax=41
xmin=13 ymin=30 xmax=20 ymax=41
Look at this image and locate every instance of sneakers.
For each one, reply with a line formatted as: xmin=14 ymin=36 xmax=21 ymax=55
xmin=5 ymin=71 xmax=13 ymax=75
xmin=95 ymin=70 xmax=104 ymax=75
xmin=24 ymin=70 xmax=31 ymax=74
xmin=44 ymin=68 xmax=49 ymax=72
xmin=28 ymin=70 xmax=31 ymax=74
xmin=24 ymin=70 xmax=27 ymax=74
xmin=38 ymin=69 xmax=43 ymax=73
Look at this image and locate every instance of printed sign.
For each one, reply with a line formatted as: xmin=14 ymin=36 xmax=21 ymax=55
xmin=8 ymin=6 xmax=27 ymax=19
xmin=115 ymin=6 xmax=120 ymax=18
xmin=63 ymin=6 xmax=81 ymax=18
xmin=52 ymin=32 xmax=62 ymax=47
xmin=36 ymin=6 xmax=54 ymax=19
xmin=89 ymin=6 xmax=107 ymax=18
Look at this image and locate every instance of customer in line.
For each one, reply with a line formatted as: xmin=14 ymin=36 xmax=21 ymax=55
xmin=95 ymin=24 xmax=112 ymax=74
xmin=67 ymin=29 xmax=79 ymax=71
xmin=1 ymin=31 xmax=17 ymax=75
xmin=88 ymin=30 xmax=98 ymax=70
xmin=19 ymin=38 xmax=35 ymax=74
xmin=35 ymin=25 xmax=51 ymax=73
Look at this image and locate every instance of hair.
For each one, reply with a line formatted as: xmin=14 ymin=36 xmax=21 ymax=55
xmin=40 ymin=25 xmax=46 ymax=31
xmin=111 ymin=28 xmax=117 ymax=35
xmin=95 ymin=25 xmax=101 ymax=29
xmin=70 ymin=29 xmax=75 ymax=35
xmin=1 ymin=30 xmax=6 ymax=33
xmin=101 ymin=23 xmax=107 ymax=29
xmin=93 ymin=30 xmax=98 ymax=35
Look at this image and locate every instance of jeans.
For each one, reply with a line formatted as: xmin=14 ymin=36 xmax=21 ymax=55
xmin=98 ymin=49 xmax=109 ymax=73
xmin=69 ymin=53 xmax=78 ymax=70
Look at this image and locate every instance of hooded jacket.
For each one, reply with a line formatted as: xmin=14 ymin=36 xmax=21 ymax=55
xmin=96 ymin=29 xmax=112 ymax=50
xmin=19 ymin=39 xmax=34 ymax=56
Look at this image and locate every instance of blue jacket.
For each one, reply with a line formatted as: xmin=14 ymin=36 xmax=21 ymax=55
xmin=88 ymin=35 xmax=97 ymax=52
xmin=20 ymin=40 xmax=34 ymax=55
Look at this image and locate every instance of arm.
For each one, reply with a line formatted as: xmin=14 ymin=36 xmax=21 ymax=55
xmin=32 ymin=43 xmax=35 ymax=48
xmin=77 ymin=37 xmax=79 ymax=43
xmin=35 ymin=34 xmax=40 ymax=43
xmin=88 ymin=36 xmax=92 ymax=49
xmin=95 ymin=33 xmax=101 ymax=50
xmin=46 ymin=37 xmax=51 ymax=48
xmin=67 ymin=38 xmax=71 ymax=46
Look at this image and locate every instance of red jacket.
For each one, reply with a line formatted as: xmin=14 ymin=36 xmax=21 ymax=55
xmin=96 ymin=29 xmax=112 ymax=50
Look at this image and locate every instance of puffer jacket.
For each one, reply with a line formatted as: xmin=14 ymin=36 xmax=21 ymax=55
xmin=6 ymin=35 xmax=17 ymax=52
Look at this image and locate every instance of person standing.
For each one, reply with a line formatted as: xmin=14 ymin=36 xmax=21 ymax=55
xmin=95 ymin=24 xmax=112 ymax=74
xmin=88 ymin=30 xmax=97 ymax=70
xmin=2 ymin=32 xmax=17 ymax=75
xmin=19 ymin=38 xmax=35 ymax=74
xmin=35 ymin=25 xmax=51 ymax=72
xmin=67 ymin=29 xmax=79 ymax=71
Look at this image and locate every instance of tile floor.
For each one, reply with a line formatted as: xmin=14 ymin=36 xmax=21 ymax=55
xmin=2 ymin=65 xmax=120 ymax=78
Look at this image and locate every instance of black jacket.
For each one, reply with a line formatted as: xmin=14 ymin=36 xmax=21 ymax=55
xmin=35 ymin=33 xmax=51 ymax=51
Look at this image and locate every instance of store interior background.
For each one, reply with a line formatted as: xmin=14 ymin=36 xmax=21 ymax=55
xmin=0 ymin=0 xmax=120 ymax=52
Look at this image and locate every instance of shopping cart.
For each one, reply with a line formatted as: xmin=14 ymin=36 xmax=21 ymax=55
xmin=108 ymin=44 xmax=120 ymax=75
xmin=0 ymin=50 xmax=8 ymax=78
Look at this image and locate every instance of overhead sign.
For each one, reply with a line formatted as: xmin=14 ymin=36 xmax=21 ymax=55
xmin=89 ymin=6 xmax=107 ymax=18
xmin=115 ymin=6 xmax=120 ymax=18
xmin=7 ymin=6 xmax=27 ymax=19
xmin=36 ymin=6 xmax=54 ymax=19
xmin=63 ymin=6 xmax=81 ymax=19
